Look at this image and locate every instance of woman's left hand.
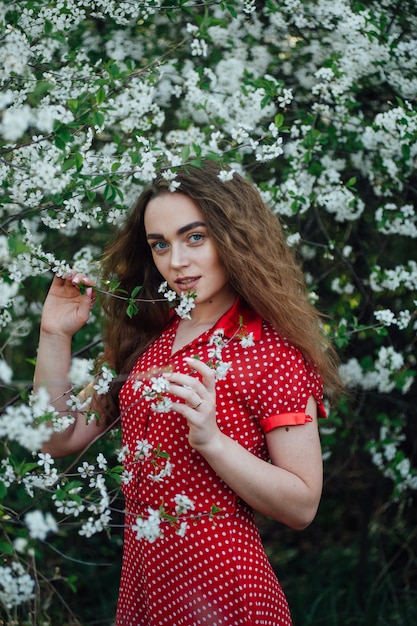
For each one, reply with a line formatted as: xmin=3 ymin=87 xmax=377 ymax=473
xmin=165 ymin=360 xmax=324 ymax=530
xmin=165 ymin=358 xmax=220 ymax=451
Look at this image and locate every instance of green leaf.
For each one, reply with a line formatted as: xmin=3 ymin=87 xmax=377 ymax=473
xmin=131 ymin=285 xmax=142 ymax=298
xmin=92 ymin=110 xmax=105 ymax=128
xmin=85 ymin=189 xmax=96 ymax=201
xmin=67 ymin=99 xmax=79 ymax=113
xmin=107 ymin=279 xmax=122 ymax=292
xmin=19 ymin=462 xmax=39 ymax=474
xmin=109 ymin=62 xmax=121 ymax=78
xmin=261 ymin=94 xmax=271 ymax=108
xmin=66 ymin=575 xmax=78 ymax=594
xmin=44 ymin=19 xmax=53 ymax=34
xmin=75 ymin=152 xmax=83 ymax=171
xmin=91 ymin=175 xmax=105 ymax=187
xmin=274 ymin=113 xmax=284 ymax=128
xmin=0 ymin=540 xmax=14 ymax=556
xmin=62 ymin=157 xmax=76 ymax=172
xmin=335 ymin=336 xmax=350 ymax=349
xmin=181 ymin=145 xmax=191 ymax=162
xmin=0 ymin=481 xmax=7 ymax=499
xmin=54 ymin=127 xmax=73 ymax=150
xmin=224 ymin=3 xmax=237 ymax=18
xmin=104 ymin=184 xmax=117 ymax=203
xmin=401 ymin=144 xmax=410 ymax=160
xmin=192 ymin=143 xmax=202 ymax=157
xmin=96 ymin=86 xmax=106 ymax=105
xmin=126 ymin=301 xmax=138 ymax=318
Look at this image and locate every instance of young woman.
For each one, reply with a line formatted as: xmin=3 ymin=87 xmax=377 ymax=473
xmin=35 ymin=160 xmax=340 ymax=625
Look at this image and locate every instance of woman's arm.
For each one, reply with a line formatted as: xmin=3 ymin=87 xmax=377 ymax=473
xmin=34 ymin=272 xmax=107 ymax=458
xmin=165 ymin=359 xmax=323 ymax=530
xmin=195 ymin=396 xmax=322 ymax=529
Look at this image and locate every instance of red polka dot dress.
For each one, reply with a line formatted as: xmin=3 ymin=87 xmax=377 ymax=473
xmin=116 ymin=297 xmax=326 ymax=625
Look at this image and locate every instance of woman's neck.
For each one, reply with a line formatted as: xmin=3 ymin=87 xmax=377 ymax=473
xmin=185 ymin=291 xmax=237 ymax=328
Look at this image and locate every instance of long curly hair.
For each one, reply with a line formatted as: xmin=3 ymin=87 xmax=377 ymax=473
xmin=97 ymin=160 xmax=341 ymax=423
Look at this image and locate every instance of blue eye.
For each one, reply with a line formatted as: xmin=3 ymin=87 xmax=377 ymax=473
xmin=189 ymin=233 xmax=204 ymax=244
xmin=151 ymin=241 xmax=169 ymax=252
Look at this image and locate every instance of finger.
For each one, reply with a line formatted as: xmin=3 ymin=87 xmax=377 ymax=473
xmin=74 ymin=288 xmax=95 ymax=321
xmin=168 ymin=400 xmax=201 ymax=420
xmin=164 ymin=372 xmax=207 ymax=403
xmin=166 ymin=380 xmax=202 ymax=406
xmin=66 ymin=274 xmax=97 ymax=305
xmin=86 ymin=287 xmax=97 ymax=308
xmin=184 ymin=358 xmax=216 ymax=393
xmin=70 ymin=273 xmax=96 ymax=288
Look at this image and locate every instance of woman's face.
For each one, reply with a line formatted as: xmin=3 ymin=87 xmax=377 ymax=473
xmin=144 ymin=192 xmax=236 ymax=316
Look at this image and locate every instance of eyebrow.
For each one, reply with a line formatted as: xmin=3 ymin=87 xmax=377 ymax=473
xmin=146 ymin=221 xmax=206 ymax=240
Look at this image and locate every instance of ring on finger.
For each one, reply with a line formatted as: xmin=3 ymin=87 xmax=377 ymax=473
xmin=191 ymin=399 xmax=202 ymax=409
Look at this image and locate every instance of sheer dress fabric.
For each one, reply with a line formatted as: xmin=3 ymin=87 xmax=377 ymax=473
xmin=115 ymin=297 xmax=326 ymax=625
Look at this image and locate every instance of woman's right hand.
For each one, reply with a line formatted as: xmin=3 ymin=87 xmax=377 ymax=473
xmin=40 ymin=271 xmax=97 ymax=338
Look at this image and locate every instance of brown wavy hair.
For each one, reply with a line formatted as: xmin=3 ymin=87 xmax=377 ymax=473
xmin=97 ymin=160 xmax=341 ymax=423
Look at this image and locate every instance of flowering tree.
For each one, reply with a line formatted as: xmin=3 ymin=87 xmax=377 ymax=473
xmin=0 ymin=0 xmax=416 ymax=622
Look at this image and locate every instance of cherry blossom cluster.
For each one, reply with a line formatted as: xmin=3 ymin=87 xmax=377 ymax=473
xmin=132 ymin=494 xmax=196 ymax=543
xmin=135 ymin=317 xmax=256 ymax=413
xmin=158 ymin=280 xmax=196 ymax=320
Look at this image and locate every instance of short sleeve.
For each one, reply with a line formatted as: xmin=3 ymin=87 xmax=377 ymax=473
xmin=243 ymin=324 xmax=327 ymax=433
xmin=260 ymin=411 xmax=314 ymax=433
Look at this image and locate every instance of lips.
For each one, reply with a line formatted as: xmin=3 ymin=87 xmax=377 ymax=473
xmin=175 ymin=276 xmax=200 ymax=291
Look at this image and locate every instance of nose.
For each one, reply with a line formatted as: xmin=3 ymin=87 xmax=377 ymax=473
xmin=170 ymin=243 xmax=189 ymax=270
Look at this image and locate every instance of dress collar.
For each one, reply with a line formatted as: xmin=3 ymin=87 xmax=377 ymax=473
xmin=211 ymin=296 xmax=262 ymax=341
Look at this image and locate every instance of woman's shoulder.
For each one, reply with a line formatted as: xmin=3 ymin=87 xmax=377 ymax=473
xmin=259 ymin=320 xmax=321 ymax=380
xmin=260 ymin=319 xmax=298 ymax=351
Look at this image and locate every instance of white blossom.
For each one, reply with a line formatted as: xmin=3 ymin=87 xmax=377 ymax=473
xmin=176 ymin=521 xmax=188 ymax=537
xmin=240 ymin=332 xmax=255 ymax=348
xmin=0 ymin=279 xmax=19 ymax=309
xmin=174 ymin=494 xmax=195 ymax=516
xmin=93 ymin=366 xmax=115 ymax=395
xmin=0 ymin=563 xmax=35 ymax=609
xmin=96 ymin=453 xmax=108 ymax=471
xmin=132 ymin=507 xmax=162 ymax=543
xmin=69 ymin=357 xmax=94 ymax=387
xmin=151 ymin=396 xmax=174 ymax=413
xmin=148 ymin=459 xmax=173 ymax=483
xmin=51 ymin=413 xmax=76 ymax=432
xmin=0 ymin=105 xmax=32 ymax=141
xmin=135 ymin=439 xmax=152 ymax=459
xmin=374 ymin=309 xmax=396 ymax=326
xmin=286 ymin=233 xmax=301 ymax=247
xmin=78 ymin=461 xmax=95 ymax=479
xmin=25 ymin=510 xmax=58 ymax=540
xmin=158 ymin=281 xmax=177 ymax=302
xmin=37 ymin=452 xmax=54 ymax=474
xmin=217 ymin=168 xmax=235 ymax=182
xmin=174 ymin=292 xmax=196 ymax=320
xmin=0 ymin=359 xmax=13 ymax=384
